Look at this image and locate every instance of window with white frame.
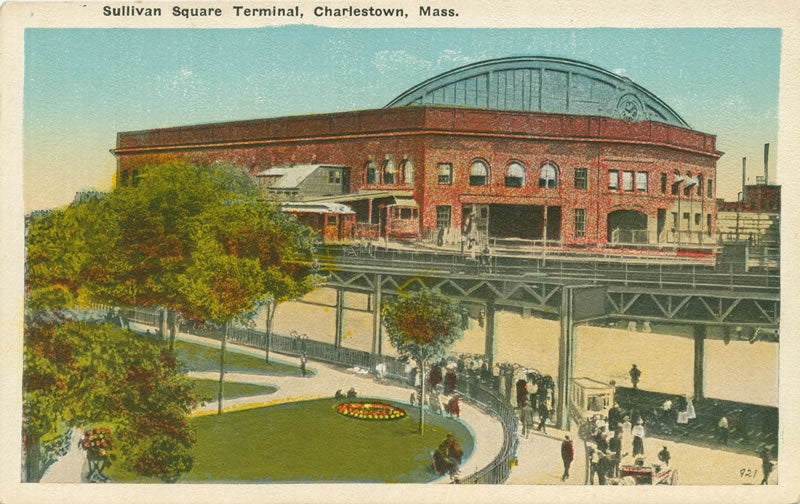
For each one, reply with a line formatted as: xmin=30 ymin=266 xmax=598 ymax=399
xmin=470 ymin=160 xmax=489 ymax=186
xmin=609 ymin=170 xmax=619 ymax=190
xmin=540 ymin=163 xmax=558 ymax=188
xmin=505 ymin=162 xmax=526 ymax=187
xmin=438 ymin=163 xmax=453 ymax=185
xmin=402 ymin=160 xmax=414 ymax=185
xmin=636 ymin=171 xmax=648 ymax=192
xmin=622 ymin=171 xmax=634 ymax=192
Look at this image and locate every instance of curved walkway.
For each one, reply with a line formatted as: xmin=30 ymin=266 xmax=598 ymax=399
xmin=41 ymin=329 xmax=505 ymax=484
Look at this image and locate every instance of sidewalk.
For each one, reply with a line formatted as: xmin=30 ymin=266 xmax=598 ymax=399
xmin=506 ymin=418 xmax=778 ymax=485
xmin=39 ymin=327 xmax=505 ymax=484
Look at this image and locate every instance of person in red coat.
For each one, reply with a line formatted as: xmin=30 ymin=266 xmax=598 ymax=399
xmin=446 ymin=395 xmax=461 ymax=418
xmin=561 ymin=435 xmax=575 ymax=481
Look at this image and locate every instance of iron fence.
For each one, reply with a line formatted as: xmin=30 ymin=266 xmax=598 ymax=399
xmin=124 ymin=306 xmax=518 ymax=484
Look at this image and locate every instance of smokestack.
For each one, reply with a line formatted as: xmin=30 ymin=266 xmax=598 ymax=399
xmin=742 ymin=157 xmax=746 ymax=201
xmin=763 ymin=143 xmax=769 ymax=185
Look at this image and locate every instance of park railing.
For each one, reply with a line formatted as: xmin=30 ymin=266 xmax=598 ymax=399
xmin=123 ymin=306 xmax=519 ymax=485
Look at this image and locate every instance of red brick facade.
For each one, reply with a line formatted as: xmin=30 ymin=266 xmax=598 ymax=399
xmin=113 ymin=106 xmax=720 ymax=246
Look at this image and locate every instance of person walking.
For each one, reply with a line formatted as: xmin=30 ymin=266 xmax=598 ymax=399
xmin=629 ymin=364 xmax=642 ymax=390
xmin=609 ymin=429 xmax=623 ymax=477
xmin=445 ymin=368 xmax=458 ymax=395
xmin=300 ymin=352 xmax=307 ymax=377
xmin=561 ymin=435 xmax=574 ymax=481
xmin=632 ymin=419 xmax=645 ymax=457
xmin=537 ymin=401 xmax=549 ymax=434
xmin=759 ymin=447 xmax=774 ymax=485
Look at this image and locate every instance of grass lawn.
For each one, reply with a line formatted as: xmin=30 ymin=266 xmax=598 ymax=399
xmin=174 ymin=339 xmax=304 ymax=376
xmin=189 ymin=378 xmax=278 ymax=402
xmin=109 ymin=398 xmax=474 ymax=483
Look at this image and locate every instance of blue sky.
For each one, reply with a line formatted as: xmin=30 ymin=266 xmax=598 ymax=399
xmin=23 ymin=27 xmax=781 ymax=211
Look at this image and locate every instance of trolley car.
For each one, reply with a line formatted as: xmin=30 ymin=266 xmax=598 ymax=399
xmin=281 ymin=202 xmax=356 ymax=243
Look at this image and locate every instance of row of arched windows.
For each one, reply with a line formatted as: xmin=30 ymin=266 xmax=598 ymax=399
xmin=459 ymin=159 xmax=560 ymax=188
xmin=364 ymin=158 xmax=415 ymax=186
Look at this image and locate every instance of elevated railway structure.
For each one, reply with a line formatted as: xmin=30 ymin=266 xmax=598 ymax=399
xmin=315 ymin=243 xmax=779 ymax=429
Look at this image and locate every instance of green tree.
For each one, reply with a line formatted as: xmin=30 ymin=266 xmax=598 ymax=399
xmin=382 ymin=287 xmax=463 ymax=434
xmin=179 ymin=199 xmax=317 ymax=413
xmin=23 ymin=311 xmax=198 ymax=482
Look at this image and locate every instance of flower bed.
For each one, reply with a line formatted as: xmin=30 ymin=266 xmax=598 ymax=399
xmin=335 ymin=401 xmax=406 ymax=421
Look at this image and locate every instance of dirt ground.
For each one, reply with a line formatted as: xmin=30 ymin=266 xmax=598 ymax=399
xmin=269 ymin=288 xmax=778 ymax=407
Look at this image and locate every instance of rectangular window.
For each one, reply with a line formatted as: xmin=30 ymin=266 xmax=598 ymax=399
xmin=707 ymin=179 xmax=713 ymax=198
xmin=622 ymin=171 xmax=634 ymax=192
xmin=695 ymin=213 xmax=701 ymax=225
xmin=661 ymin=173 xmax=667 ymax=193
xmin=131 ymin=169 xmax=140 ymax=187
xmin=683 ymin=212 xmax=690 ymax=221
xmin=575 ymin=208 xmax=586 ymax=238
xmin=328 ymin=169 xmax=340 ymax=184
xmin=120 ymin=170 xmax=129 ymax=187
xmin=636 ymin=172 xmax=648 ymax=192
xmin=672 ymin=212 xmax=678 ymax=227
xmin=574 ymin=168 xmax=588 ymax=189
xmin=438 ymin=163 xmax=453 ymax=185
xmin=401 ymin=208 xmax=412 ymax=219
xmin=436 ymin=205 xmax=451 ymax=229
xmin=707 ymin=214 xmax=712 ymax=236
xmin=608 ymin=170 xmax=619 ymax=190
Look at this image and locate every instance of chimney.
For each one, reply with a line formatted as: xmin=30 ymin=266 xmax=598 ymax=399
xmin=741 ymin=157 xmax=746 ymax=201
xmin=763 ymin=143 xmax=769 ymax=185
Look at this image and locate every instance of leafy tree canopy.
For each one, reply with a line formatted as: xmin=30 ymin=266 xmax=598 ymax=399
xmin=24 ymin=310 xmax=198 ymax=482
xmin=382 ymin=287 xmax=463 ymax=365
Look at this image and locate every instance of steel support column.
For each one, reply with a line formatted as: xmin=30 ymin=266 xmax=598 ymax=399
xmin=693 ymin=324 xmax=706 ymax=400
xmin=372 ymin=274 xmax=383 ymax=355
xmin=556 ymin=287 xmax=575 ymax=431
xmin=485 ymin=299 xmax=497 ymax=370
xmin=335 ymin=288 xmax=344 ymax=348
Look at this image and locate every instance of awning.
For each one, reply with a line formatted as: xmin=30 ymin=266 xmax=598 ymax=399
xmin=306 ymin=190 xmax=413 ymax=203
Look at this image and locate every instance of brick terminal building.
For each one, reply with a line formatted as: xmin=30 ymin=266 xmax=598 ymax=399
xmin=112 ymin=57 xmax=721 ymax=249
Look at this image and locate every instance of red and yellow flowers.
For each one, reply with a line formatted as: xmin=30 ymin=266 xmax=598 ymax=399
xmin=81 ymin=427 xmax=114 ymax=458
xmin=335 ymin=401 xmax=406 ymax=421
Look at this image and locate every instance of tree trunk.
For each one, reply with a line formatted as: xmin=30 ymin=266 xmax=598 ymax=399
xmin=418 ymin=358 xmax=426 ymax=435
xmin=24 ymin=434 xmax=41 ymax=482
xmin=217 ymin=323 xmax=229 ymax=415
xmin=168 ymin=310 xmax=179 ymax=352
xmin=264 ymin=302 xmax=276 ymax=364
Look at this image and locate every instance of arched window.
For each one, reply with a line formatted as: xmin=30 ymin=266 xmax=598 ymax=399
xmin=402 ymin=160 xmax=414 ymax=185
xmin=505 ymin=162 xmax=526 ymax=188
xmin=382 ymin=159 xmax=395 ymax=184
xmin=365 ymin=161 xmax=377 ymax=185
xmin=469 ymin=160 xmax=489 ymax=186
xmin=539 ymin=163 xmax=558 ymax=188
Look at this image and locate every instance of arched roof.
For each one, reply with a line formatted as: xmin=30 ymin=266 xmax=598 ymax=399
xmin=385 ymin=56 xmax=689 ymax=128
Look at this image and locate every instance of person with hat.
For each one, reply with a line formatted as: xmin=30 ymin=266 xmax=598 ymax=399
xmin=658 ymin=446 xmax=671 ymax=466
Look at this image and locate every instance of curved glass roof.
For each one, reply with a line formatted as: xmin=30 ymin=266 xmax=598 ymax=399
xmin=385 ymin=56 xmax=689 ymax=128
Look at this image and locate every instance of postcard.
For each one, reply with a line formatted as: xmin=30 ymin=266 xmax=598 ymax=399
xmin=1 ymin=1 xmax=798 ymax=503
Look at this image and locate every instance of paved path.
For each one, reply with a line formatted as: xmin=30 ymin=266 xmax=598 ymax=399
xmin=40 ymin=328 xmax=505 ymax=484
xmin=506 ymin=419 xmax=778 ymax=485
